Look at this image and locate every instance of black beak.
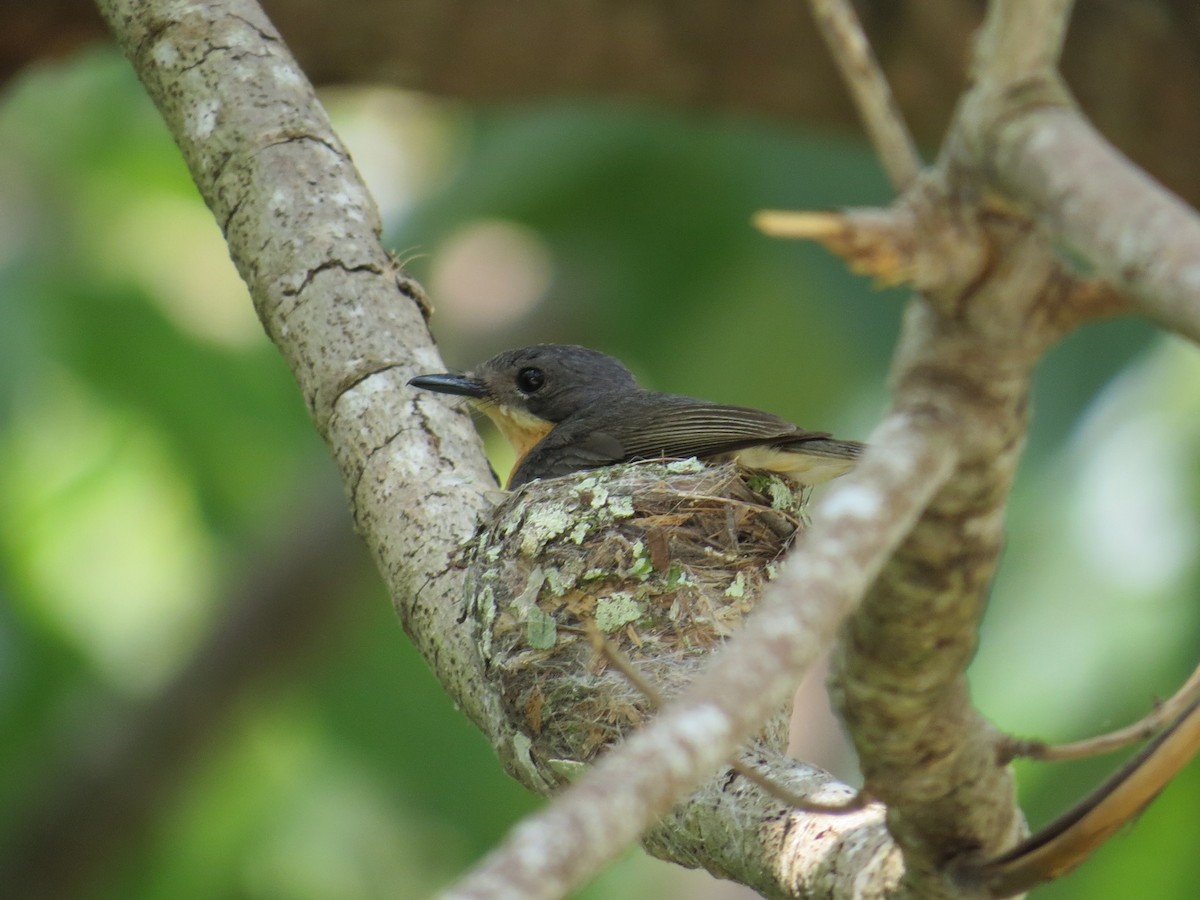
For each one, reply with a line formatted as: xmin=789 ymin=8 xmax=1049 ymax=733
xmin=408 ymin=372 xmax=489 ymax=399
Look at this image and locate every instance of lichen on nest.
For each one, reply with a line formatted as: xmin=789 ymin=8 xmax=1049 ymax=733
xmin=462 ymin=459 xmax=809 ymax=776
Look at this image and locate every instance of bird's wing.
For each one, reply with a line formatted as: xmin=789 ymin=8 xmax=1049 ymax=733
xmin=607 ymin=397 xmax=822 ymax=460
xmin=510 ymin=393 xmax=850 ymax=487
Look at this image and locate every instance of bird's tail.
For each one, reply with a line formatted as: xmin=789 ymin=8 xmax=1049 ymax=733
xmin=734 ymin=437 xmax=864 ymax=486
xmin=789 ymin=437 xmax=864 ymax=460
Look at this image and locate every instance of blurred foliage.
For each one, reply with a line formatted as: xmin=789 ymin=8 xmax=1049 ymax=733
xmin=0 ymin=44 xmax=1197 ymax=899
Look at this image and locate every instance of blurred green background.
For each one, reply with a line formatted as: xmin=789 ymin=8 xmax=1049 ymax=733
xmin=0 ymin=47 xmax=1197 ymax=899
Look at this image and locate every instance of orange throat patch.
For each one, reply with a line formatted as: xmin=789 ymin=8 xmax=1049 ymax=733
xmin=476 ymin=402 xmax=555 ymax=486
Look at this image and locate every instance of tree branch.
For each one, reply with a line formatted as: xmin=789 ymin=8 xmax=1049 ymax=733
xmin=92 ymin=0 xmax=505 ymax=792
xmin=807 ymin=0 xmax=921 ymax=190
xmin=774 ymin=4 xmax=1189 ymax=894
xmin=958 ymin=0 xmax=1200 ymax=345
xmin=988 ymin=107 xmax=1200 ymax=345
xmin=1005 ymin=662 xmax=1200 ymax=764
xmin=972 ymin=0 xmax=1075 ymax=82
xmin=976 ymin=696 xmax=1200 ymax=896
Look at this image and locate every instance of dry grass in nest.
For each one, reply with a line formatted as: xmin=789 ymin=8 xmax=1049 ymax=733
xmin=462 ymin=459 xmax=809 ymax=775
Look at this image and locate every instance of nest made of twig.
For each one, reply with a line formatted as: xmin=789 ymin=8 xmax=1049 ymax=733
xmin=462 ymin=459 xmax=808 ymax=775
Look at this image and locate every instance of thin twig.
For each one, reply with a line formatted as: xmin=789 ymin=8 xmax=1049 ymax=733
xmin=729 ymin=759 xmax=872 ymax=814
xmin=807 ymin=0 xmax=921 ymax=191
xmin=1002 ymin=661 xmax=1200 ymax=763
xmin=973 ymin=696 xmax=1200 ymax=896
xmin=585 ymin=624 xmax=666 ymax=707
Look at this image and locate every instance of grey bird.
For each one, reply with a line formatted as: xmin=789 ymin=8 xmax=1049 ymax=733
xmin=409 ymin=344 xmax=864 ymax=488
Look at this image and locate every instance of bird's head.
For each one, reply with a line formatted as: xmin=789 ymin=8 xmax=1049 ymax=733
xmin=409 ymin=344 xmax=638 ymax=423
xmin=409 ymin=344 xmax=640 ymax=463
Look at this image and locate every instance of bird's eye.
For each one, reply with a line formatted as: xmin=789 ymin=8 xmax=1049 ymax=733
xmin=516 ymin=367 xmax=545 ymax=393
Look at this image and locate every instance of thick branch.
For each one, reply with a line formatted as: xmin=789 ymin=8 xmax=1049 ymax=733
xmin=988 ymin=106 xmax=1200 ymax=345
xmin=972 ymin=0 xmax=1075 ymax=81
xmin=827 ymin=266 xmax=1038 ymax=896
xmin=92 ymin=0 xmax=504 ymax=780
xmin=646 ymin=750 xmax=901 ymax=897
xmin=960 ymin=2 xmax=1200 ymax=345
xmin=857 ymin=0 xmax=1200 ymax=891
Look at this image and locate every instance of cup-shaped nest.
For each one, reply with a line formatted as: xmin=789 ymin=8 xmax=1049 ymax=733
xmin=462 ymin=460 xmax=808 ymax=779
